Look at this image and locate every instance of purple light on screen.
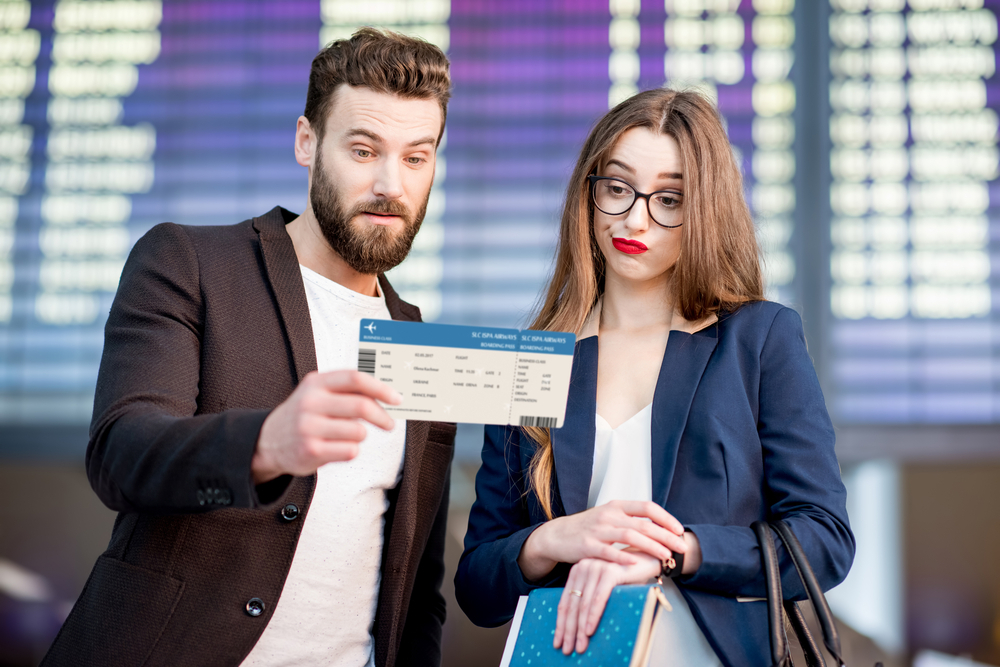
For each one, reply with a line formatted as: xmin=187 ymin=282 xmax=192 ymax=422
xmin=163 ymin=1 xmax=320 ymax=24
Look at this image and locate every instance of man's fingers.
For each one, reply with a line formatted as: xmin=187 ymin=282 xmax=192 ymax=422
xmin=303 ymin=440 xmax=360 ymax=466
xmin=301 ymin=415 xmax=367 ymax=445
xmin=302 ymin=390 xmax=396 ymax=432
xmin=313 ymin=369 xmax=403 ymax=405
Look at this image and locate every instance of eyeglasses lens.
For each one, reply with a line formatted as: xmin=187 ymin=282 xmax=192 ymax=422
xmin=593 ymin=179 xmax=634 ymax=216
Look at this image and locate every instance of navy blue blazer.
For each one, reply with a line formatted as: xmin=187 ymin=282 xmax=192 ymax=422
xmin=455 ymin=301 xmax=855 ymax=667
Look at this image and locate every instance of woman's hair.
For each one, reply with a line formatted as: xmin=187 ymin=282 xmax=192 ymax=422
xmin=525 ymin=88 xmax=764 ymax=519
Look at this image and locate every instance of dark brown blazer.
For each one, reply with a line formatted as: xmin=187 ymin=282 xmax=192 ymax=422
xmin=42 ymin=207 xmax=456 ymax=667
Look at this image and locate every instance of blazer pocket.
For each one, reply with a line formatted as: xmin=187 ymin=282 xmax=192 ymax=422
xmin=42 ymin=555 xmax=184 ymax=667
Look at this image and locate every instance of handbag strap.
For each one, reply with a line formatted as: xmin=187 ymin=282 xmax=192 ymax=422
xmin=785 ymin=600 xmax=827 ymax=667
xmin=771 ymin=520 xmax=846 ymax=666
xmin=752 ymin=521 xmax=790 ymax=667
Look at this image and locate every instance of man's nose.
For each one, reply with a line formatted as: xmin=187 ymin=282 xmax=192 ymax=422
xmin=372 ymin=158 xmax=404 ymax=200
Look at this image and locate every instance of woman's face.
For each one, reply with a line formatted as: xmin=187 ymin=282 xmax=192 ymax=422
xmin=592 ymin=126 xmax=684 ymax=287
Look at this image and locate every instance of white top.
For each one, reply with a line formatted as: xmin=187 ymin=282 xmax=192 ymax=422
xmin=241 ymin=267 xmax=406 ymax=667
xmin=587 ymin=406 xmax=723 ymax=667
xmin=588 ymin=404 xmax=654 ymax=509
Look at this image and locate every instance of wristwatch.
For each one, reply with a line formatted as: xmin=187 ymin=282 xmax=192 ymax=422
xmin=659 ymin=550 xmax=685 ymax=580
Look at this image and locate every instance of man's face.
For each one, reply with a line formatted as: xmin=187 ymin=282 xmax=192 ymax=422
xmin=308 ymin=85 xmax=442 ymax=275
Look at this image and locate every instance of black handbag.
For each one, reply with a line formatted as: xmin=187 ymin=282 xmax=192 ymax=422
xmin=753 ymin=520 xmax=883 ymax=667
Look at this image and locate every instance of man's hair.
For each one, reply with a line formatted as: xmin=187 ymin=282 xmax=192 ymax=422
xmin=304 ymin=27 xmax=451 ymax=143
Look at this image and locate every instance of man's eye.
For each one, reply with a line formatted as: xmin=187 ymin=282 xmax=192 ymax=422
xmin=356 ymin=149 xmax=372 ymax=158
xmin=406 ymin=156 xmax=424 ymax=165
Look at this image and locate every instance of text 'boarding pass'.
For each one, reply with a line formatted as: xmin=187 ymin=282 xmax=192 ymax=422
xmin=358 ymin=319 xmax=576 ymax=427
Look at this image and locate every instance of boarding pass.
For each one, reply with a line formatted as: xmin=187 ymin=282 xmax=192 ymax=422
xmin=358 ymin=319 xmax=576 ymax=427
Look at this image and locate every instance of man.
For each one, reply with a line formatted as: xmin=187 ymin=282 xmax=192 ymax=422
xmin=42 ymin=29 xmax=455 ymax=667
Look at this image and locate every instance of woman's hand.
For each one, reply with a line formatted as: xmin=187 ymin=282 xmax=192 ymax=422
xmin=553 ymin=551 xmax=661 ymax=655
xmin=517 ymin=500 xmax=686 ymax=582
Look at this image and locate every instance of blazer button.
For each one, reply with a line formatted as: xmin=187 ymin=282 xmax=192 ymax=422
xmin=245 ymin=597 xmax=265 ymax=617
xmin=281 ymin=504 xmax=299 ymax=522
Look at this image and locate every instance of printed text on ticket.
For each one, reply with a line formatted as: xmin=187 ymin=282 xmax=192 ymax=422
xmin=358 ymin=319 xmax=576 ymax=427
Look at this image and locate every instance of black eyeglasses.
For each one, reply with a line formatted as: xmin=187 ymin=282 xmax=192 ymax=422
xmin=587 ymin=175 xmax=683 ymax=229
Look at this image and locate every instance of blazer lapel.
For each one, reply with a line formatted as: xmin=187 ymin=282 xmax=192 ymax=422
xmin=253 ymin=207 xmax=317 ymax=382
xmin=650 ymin=325 xmax=718 ymax=507
xmin=374 ymin=273 xmax=433 ymax=667
xmin=551 ymin=336 xmax=599 ymax=516
xmin=379 ymin=272 xmax=425 ymax=576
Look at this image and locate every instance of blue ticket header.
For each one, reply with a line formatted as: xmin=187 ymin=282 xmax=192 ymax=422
xmin=359 ymin=319 xmax=576 ymax=355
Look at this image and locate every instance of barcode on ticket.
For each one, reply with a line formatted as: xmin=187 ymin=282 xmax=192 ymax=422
xmin=518 ymin=416 xmax=558 ymax=428
xmin=358 ymin=348 xmax=376 ymax=375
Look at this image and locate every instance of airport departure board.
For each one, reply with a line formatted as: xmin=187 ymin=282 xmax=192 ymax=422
xmin=0 ymin=0 xmax=997 ymax=445
xmin=826 ymin=0 xmax=1000 ymax=423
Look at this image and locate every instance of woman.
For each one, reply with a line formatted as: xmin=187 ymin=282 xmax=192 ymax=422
xmin=455 ymin=89 xmax=855 ymax=666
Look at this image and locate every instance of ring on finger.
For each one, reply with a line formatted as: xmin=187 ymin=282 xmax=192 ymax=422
xmin=570 ymin=589 xmax=583 ymax=597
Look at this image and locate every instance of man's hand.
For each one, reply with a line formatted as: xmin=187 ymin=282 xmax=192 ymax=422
xmin=252 ymin=370 xmax=402 ymax=484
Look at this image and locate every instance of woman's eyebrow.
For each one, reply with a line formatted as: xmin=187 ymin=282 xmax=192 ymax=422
xmin=605 ymin=158 xmax=634 ymax=173
xmin=605 ymin=159 xmax=682 ymax=180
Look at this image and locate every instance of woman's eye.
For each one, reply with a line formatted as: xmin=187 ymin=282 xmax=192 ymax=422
xmin=653 ymin=193 xmax=681 ymax=208
xmin=605 ymin=183 xmax=631 ymax=197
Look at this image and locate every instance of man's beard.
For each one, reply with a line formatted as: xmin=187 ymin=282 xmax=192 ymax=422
xmin=310 ymin=150 xmax=428 ymax=276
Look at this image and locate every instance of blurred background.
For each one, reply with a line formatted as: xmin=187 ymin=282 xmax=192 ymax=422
xmin=0 ymin=0 xmax=998 ymax=665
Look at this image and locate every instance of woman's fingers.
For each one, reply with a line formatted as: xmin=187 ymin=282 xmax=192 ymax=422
xmin=560 ymin=581 xmax=583 ymax=654
xmin=624 ymin=515 xmax=688 ymax=554
xmin=572 ymin=562 xmax=604 ymax=654
xmin=604 ymin=526 xmax=676 ymax=562
xmin=553 ymin=586 xmax=569 ymax=649
xmin=616 ymin=500 xmax=685 ymax=535
xmin=590 ymin=542 xmax=639 ymax=566
xmin=556 ymin=565 xmax=587 ymax=652
xmin=583 ymin=566 xmax=618 ymax=639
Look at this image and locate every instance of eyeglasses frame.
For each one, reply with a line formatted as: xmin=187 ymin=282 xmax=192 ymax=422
xmin=587 ymin=175 xmax=684 ymax=229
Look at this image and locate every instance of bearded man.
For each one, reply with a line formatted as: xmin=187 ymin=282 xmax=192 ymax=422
xmin=42 ymin=29 xmax=455 ymax=667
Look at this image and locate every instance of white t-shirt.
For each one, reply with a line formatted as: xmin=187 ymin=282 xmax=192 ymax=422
xmin=241 ymin=266 xmax=406 ymax=667
xmin=587 ymin=405 xmax=723 ymax=667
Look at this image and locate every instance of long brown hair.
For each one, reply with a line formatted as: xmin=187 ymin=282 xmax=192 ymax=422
xmin=525 ymin=88 xmax=764 ymax=519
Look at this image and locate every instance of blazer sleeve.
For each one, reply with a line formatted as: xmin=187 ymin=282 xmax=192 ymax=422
xmin=455 ymin=425 xmax=569 ymax=627
xmin=86 ymin=223 xmax=286 ymax=515
xmin=680 ymin=306 xmax=855 ymax=599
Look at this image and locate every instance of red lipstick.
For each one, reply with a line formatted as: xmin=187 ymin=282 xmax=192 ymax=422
xmin=612 ymin=238 xmax=648 ymax=254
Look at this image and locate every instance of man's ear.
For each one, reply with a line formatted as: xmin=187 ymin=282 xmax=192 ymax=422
xmin=294 ymin=116 xmax=316 ymax=168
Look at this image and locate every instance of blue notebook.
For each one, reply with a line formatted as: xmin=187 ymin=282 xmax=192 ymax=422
xmin=499 ymin=585 xmax=671 ymax=667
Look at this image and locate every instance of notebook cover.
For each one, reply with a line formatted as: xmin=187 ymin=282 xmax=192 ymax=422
xmin=506 ymin=585 xmax=657 ymax=667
